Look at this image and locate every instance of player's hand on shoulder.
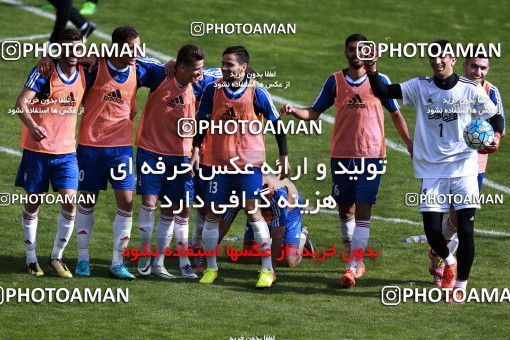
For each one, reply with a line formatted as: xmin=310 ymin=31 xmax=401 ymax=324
xmin=479 ymin=132 xmax=501 ymax=154
xmin=37 ymin=56 xmax=54 ymax=77
xmin=81 ymin=56 xmax=97 ymax=71
xmin=165 ymin=59 xmax=176 ymax=78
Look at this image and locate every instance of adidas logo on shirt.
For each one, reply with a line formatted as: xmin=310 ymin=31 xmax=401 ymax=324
xmin=167 ymin=95 xmax=185 ymax=108
xmin=347 ymin=94 xmax=367 ymax=108
xmin=60 ymin=92 xmax=76 ymax=107
xmin=103 ymin=89 xmax=124 ymax=104
xmin=219 ymin=107 xmax=237 ymax=121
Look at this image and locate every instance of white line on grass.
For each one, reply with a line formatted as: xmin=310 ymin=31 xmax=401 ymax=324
xmin=3 ymin=0 xmax=510 ymax=236
xmin=318 ymin=208 xmax=510 ymax=237
xmin=0 ymin=146 xmax=22 ymax=157
xmin=0 ymin=34 xmax=49 ymax=42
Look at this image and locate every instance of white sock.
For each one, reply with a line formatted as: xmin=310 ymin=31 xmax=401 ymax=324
xmin=298 ymin=231 xmax=306 ymax=255
xmin=340 ymin=216 xmax=355 ymax=244
xmin=192 ymin=212 xmax=205 ymax=249
xmin=348 ymin=220 xmax=370 ymax=270
xmin=174 ymin=216 xmax=191 ymax=267
xmin=202 ymin=218 xmax=219 ymax=270
xmin=138 ymin=204 xmax=156 ymax=251
xmin=454 ymin=279 xmax=467 ymax=290
xmin=112 ymin=208 xmax=133 ymax=267
xmin=444 ymin=254 xmax=456 ymax=265
xmin=153 ymin=214 xmax=174 ymax=267
xmin=51 ymin=209 xmax=75 ymax=260
xmin=442 ymin=218 xmax=459 ymax=255
xmin=251 ymin=218 xmax=273 ymax=273
xmin=76 ymin=204 xmax=94 ymax=262
xmin=22 ymin=208 xmax=38 ymax=265
xmin=447 ymin=234 xmax=459 ymax=255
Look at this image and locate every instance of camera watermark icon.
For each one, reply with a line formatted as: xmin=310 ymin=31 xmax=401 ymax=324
xmin=177 ymin=118 xmax=197 ymax=137
xmin=1 ymin=41 xmax=21 ymax=61
xmin=190 ymin=22 xmax=205 ymax=36
xmin=356 ymin=40 xmax=377 ymax=61
xmin=405 ymin=193 xmax=419 ymax=206
xmin=0 ymin=193 xmax=11 ymax=206
xmin=381 ymin=286 xmax=401 ymax=306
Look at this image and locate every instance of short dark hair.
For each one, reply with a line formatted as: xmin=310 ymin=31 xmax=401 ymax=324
xmin=175 ymin=45 xmax=206 ymax=67
xmin=465 ymin=45 xmax=491 ymax=61
xmin=223 ymin=46 xmax=249 ymax=65
xmin=60 ymin=28 xmax=82 ymax=43
xmin=430 ymin=39 xmax=453 ymax=57
xmin=345 ymin=34 xmax=367 ymax=49
xmin=112 ymin=26 xmax=139 ymax=45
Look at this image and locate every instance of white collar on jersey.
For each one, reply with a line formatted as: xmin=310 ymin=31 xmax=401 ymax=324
xmin=345 ymin=73 xmax=367 ymax=85
xmin=224 ymin=77 xmax=248 ymax=95
xmin=107 ymin=59 xmax=129 ymax=73
xmin=56 ymin=62 xmax=78 ymax=83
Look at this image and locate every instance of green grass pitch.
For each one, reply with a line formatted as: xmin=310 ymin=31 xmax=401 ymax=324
xmin=0 ymin=0 xmax=509 ymax=338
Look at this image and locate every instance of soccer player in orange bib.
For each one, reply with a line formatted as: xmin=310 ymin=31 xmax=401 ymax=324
xmin=191 ymin=46 xmax=289 ymax=287
xmin=280 ymin=34 xmax=413 ymax=288
xmin=74 ymin=26 xmax=139 ymax=280
xmin=15 ymin=29 xmax=86 ymax=278
xmin=135 ymin=45 xmax=205 ymax=279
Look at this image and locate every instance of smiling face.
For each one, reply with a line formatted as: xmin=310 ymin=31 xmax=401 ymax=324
xmin=463 ymin=57 xmax=489 ymax=84
xmin=429 ymin=55 xmax=456 ymax=79
xmin=221 ymin=53 xmax=247 ymax=83
xmin=176 ymin=59 xmax=204 ymax=85
xmin=345 ymin=41 xmax=365 ymax=70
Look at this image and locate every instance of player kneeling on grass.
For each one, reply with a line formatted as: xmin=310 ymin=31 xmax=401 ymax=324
xmin=427 ymin=54 xmax=506 ymax=286
xmin=135 ymin=45 xmax=205 ymax=280
xmin=14 ymin=29 xmax=86 ymax=278
xmin=367 ymin=40 xmax=503 ymax=300
xmin=218 ymin=175 xmax=315 ymax=271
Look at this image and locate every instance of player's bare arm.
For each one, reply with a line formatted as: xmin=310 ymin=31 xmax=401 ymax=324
xmin=280 ymin=104 xmax=321 ymax=120
xmin=15 ymin=87 xmax=47 ymax=141
xmin=389 ymin=109 xmax=413 ymax=157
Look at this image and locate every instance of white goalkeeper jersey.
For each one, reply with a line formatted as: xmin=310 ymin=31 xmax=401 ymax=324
xmin=400 ymin=75 xmax=498 ymax=179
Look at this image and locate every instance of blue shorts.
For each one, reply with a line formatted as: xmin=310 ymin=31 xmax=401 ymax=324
xmin=15 ymin=149 xmax=78 ymax=192
xmin=136 ymin=148 xmax=194 ymax=205
xmin=244 ymin=211 xmax=302 ymax=245
xmin=331 ymin=157 xmax=383 ymax=205
xmin=193 ymin=164 xmax=212 ymax=203
xmin=77 ymin=145 xmax=135 ymax=192
xmin=205 ymin=167 xmax=262 ymax=205
xmin=477 ymin=172 xmax=484 ymax=191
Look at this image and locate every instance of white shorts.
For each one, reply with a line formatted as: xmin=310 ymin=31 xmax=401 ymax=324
xmin=419 ymin=176 xmax=480 ymax=213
